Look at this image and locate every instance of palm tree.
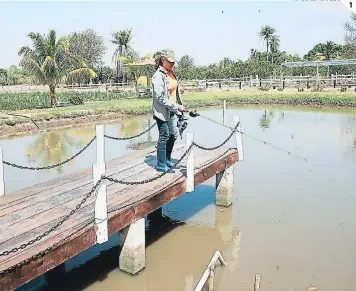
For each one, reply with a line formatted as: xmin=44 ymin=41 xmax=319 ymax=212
xmin=111 ymin=29 xmax=135 ymax=82
xmin=18 ymin=30 xmax=96 ymax=107
xmin=259 ymin=25 xmax=276 ymax=62
xmin=269 ymin=35 xmax=280 ymax=64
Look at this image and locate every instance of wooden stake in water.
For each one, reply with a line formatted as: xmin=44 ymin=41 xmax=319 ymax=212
xmin=194 ymin=251 xmax=227 ymax=291
xmin=254 ymin=273 xmax=261 ymax=291
xmin=186 ymin=132 xmax=194 ymax=192
xmin=0 ymin=147 xmax=4 ymax=196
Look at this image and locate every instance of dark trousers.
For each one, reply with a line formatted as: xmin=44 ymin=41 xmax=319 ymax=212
xmin=154 ymin=113 xmax=178 ymax=161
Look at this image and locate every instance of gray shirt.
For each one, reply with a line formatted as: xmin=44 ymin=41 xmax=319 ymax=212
xmin=151 ymin=66 xmax=183 ymax=122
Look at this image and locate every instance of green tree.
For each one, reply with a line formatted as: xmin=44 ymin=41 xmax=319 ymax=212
xmin=68 ymin=29 xmax=107 ymax=84
xmin=304 ymin=42 xmax=343 ymax=61
xmin=18 ymin=30 xmax=96 ymax=106
xmin=111 ymin=29 xmax=136 ymax=82
xmin=259 ymin=25 xmax=276 ymax=62
xmin=0 ymin=69 xmax=7 ymax=86
xmin=269 ymin=35 xmax=280 ymax=64
xmin=177 ymin=55 xmax=194 ymax=69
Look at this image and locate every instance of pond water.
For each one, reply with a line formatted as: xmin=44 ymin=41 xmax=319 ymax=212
xmin=2 ymin=106 xmax=356 ymax=291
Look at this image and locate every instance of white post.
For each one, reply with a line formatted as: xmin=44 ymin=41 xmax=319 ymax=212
xmin=0 ymin=147 xmax=4 ymax=196
xmin=186 ymin=132 xmax=194 ymax=192
xmin=223 ymin=100 xmax=226 ymax=125
xmin=233 ymin=115 xmax=244 ymax=161
xmin=93 ymin=125 xmax=108 ymax=244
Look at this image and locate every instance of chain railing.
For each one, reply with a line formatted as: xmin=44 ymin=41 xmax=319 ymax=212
xmin=1 ymin=123 xmax=157 ymax=172
xmin=0 ymin=108 xmax=243 ymax=281
xmin=104 ymin=123 xmax=156 ymax=141
xmin=3 ymin=136 xmax=97 ymax=170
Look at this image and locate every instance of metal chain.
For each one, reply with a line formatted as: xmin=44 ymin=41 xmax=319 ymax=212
xmin=3 ymin=136 xmax=96 ymax=170
xmin=104 ymin=123 xmax=156 ymax=141
xmin=0 ymin=218 xmax=94 ymax=277
xmin=193 ymin=121 xmax=240 ymax=151
xmin=103 ymin=143 xmax=193 ymax=185
xmin=0 ymin=178 xmax=103 ymax=257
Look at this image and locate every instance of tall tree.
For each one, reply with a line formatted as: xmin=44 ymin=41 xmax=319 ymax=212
xmin=68 ymin=29 xmax=107 ymax=69
xmin=67 ymin=29 xmax=106 ymax=85
xmin=177 ymin=55 xmax=194 ymax=69
xmin=269 ymin=35 xmax=280 ymax=64
xmin=344 ymin=13 xmax=356 ymax=58
xmin=259 ymin=25 xmax=276 ymax=62
xmin=111 ymin=29 xmax=135 ymax=82
xmin=18 ymin=30 xmax=96 ymax=106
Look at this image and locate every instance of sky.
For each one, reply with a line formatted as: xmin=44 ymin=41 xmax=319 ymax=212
xmin=0 ymin=0 xmax=353 ymax=68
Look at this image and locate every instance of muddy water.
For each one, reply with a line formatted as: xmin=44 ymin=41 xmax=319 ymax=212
xmin=5 ymin=106 xmax=355 ymax=291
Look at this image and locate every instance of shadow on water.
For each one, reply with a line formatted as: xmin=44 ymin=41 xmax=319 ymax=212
xmin=19 ymin=184 xmax=218 ymax=291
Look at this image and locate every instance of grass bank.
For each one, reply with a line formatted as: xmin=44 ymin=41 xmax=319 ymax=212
xmin=0 ymin=91 xmax=135 ymax=110
xmin=1 ymin=90 xmax=356 ymax=138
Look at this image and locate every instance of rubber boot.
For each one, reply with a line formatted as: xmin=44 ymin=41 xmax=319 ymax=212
xmin=166 ymin=137 xmax=175 ymax=168
xmin=156 ymin=142 xmax=175 ymax=173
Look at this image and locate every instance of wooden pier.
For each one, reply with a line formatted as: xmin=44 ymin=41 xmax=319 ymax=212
xmin=0 ymin=115 xmax=243 ymax=291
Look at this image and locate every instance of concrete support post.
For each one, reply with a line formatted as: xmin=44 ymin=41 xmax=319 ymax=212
xmin=119 ymin=218 xmax=145 ymax=275
xmin=215 ymin=165 xmax=234 ymax=207
xmin=0 ymin=147 xmax=4 ymax=196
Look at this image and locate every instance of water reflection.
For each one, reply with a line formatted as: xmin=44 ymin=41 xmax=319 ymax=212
xmin=259 ymin=110 xmax=271 ymax=130
xmin=118 ymin=117 xmax=141 ymax=137
xmin=25 ymin=127 xmax=95 ymax=174
xmin=127 ymin=118 xmax=157 ymax=151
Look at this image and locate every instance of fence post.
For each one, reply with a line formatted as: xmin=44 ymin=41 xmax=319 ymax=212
xmin=223 ymin=100 xmax=227 ymax=125
xmin=93 ymin=125 xmax=108 ymax=244
xmin=0 ymin=147 xmax=4 ymax=196
xmin=233 ymin=115 xmax=244 ymax=161
xmin=186 ymin=132 xmax=194 ymax=192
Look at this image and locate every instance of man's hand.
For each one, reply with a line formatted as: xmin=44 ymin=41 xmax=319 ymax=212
xmin=178 ymin=105 xmax=185 ymax=112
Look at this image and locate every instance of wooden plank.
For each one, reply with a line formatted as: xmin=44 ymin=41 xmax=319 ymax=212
xmin=0 ymin=148 xmax=237 ymax=291
xmin=0 ymin=145 xmax=183 ymax=214
xmin=0 ymin=147 xmax=187 ymax=241
xmin=0 ymin=222 xmax=96 ymax=291
xmin=0 ymin=147 xmax=188 ymax=253
xmin=0 ymin=145 xmax=161 ymax=206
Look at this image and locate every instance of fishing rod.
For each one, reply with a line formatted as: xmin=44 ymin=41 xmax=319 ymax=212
xmin=185 ymin=109 xmax=308 ymax=163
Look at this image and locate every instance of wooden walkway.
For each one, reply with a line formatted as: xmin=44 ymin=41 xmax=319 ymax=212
xmin=0 ymin=144 xmax=238 ymax=291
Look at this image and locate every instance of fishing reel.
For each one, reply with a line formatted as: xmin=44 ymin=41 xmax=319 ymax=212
xmin=178 ymin=113 xmax=188 ymax=139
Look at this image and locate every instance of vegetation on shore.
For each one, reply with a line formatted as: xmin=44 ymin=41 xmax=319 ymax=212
xmin=2 ymin=11 xmax=356 ymax=107
xmin=0 ymin=91 xmax=135 ymax=110
xmin=1 ymin=90 xmax=356 ymax=127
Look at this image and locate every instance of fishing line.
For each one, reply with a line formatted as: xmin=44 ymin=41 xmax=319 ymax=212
xmin=186 ymin=110 xmax=308 ymax=163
